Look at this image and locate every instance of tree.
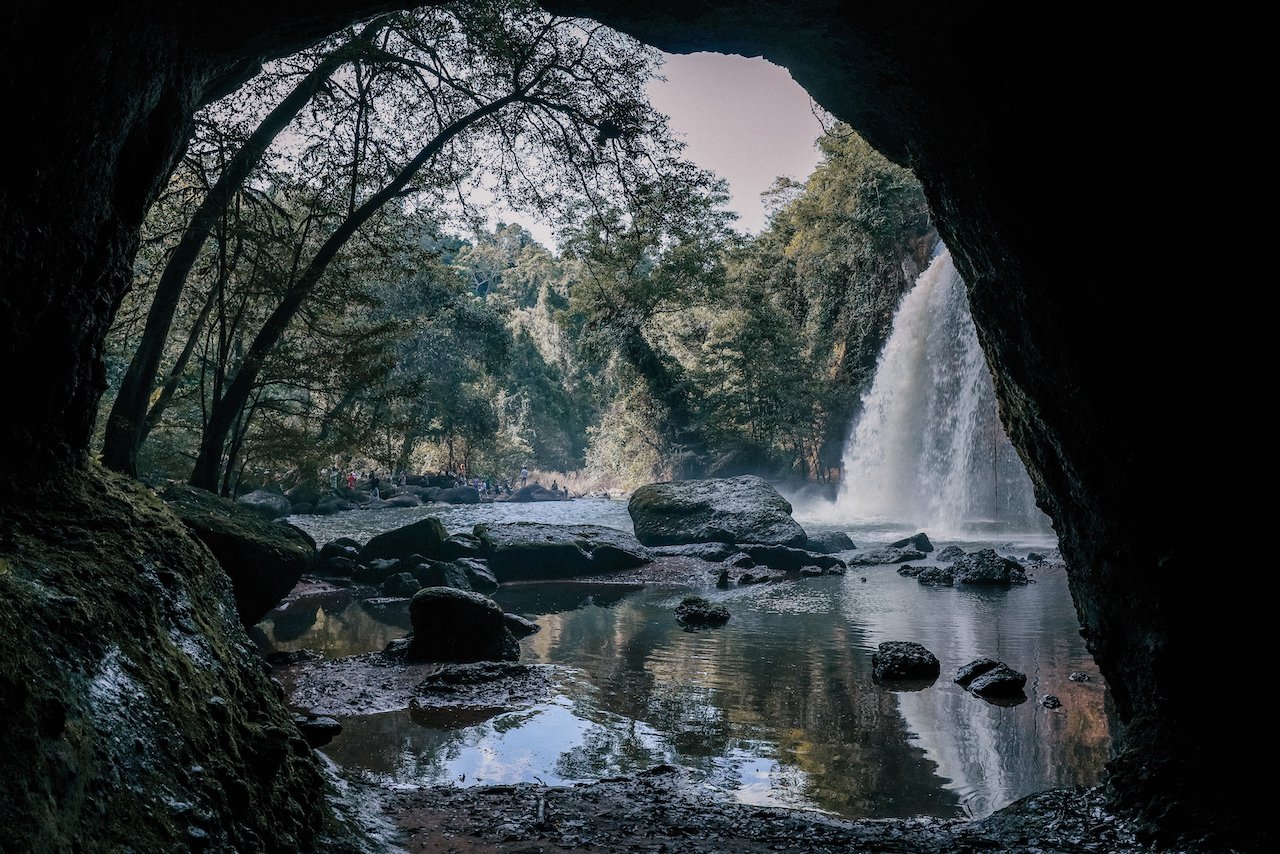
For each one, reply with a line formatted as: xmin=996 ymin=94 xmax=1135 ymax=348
xmin=99 ymin=17 xmax=393 ymax=476
xmin=170 ymin=1 xmax=673 ymax=491
xmin=560 ymin=159 xmax=738 ymax=479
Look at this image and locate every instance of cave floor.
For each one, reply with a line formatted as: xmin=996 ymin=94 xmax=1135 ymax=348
xmin=379 ymin=765 xmax=1157 ymax=853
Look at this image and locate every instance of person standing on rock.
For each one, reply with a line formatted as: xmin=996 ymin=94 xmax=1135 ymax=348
xmin=520 ymin=466 xmax=529 ymax=487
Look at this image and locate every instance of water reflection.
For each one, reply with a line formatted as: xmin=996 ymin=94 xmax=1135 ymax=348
xmin=271 ymin=505 xmax=1112 ymax=821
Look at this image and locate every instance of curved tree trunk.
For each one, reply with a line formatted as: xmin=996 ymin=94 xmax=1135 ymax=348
xmin=100 ymin=20 xmax=387 ymax=476
xmin=189 ymin=91 xmax=524 ymax=489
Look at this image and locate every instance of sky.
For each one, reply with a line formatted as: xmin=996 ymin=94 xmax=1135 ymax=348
xmin=503 ymin=51 xmax=827 ymax=249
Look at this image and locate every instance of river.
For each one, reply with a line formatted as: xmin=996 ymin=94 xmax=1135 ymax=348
xmin=256 ymin=497 xmax=1111 ymax=823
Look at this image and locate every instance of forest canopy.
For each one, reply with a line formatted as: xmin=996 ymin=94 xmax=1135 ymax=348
xmin=96 ymin=0 xmax=934 ymax=497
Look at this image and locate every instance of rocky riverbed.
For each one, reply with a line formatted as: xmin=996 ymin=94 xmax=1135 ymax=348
xmin=380 ymin=767 xmax=1154 ymax=853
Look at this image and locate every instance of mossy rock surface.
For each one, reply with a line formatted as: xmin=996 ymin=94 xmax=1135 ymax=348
xmin=160 ymin=481 xmax=314 ymax=626
xmin=0 ymin=467 xmax=356 ymax=852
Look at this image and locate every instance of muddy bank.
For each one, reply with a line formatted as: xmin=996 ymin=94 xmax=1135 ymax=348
xmin=382 ymin=765 xmax=1154 ymax=853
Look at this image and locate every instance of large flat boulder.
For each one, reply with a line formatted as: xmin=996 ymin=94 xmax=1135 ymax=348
xmin=473 ymin=522 xmax=652 ymax=582
xmin=357 ymin=517 xmax=450 ymax=564
xmin=161 ymin=482 xmax=313 ymax=626
xmin=627 ymin=475 xmax=808 ymax=548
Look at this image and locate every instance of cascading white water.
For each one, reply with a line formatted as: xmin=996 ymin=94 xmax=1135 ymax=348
xmin=827 ymin=245 xmax=1052 ymax=538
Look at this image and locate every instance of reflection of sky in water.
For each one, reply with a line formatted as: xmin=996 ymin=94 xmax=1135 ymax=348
xmin=276 ymin=503 xmax=1110 ymax=822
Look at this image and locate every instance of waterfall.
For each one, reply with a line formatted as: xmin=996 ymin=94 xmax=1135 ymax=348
xmin=827 ymin=246 xmax=1052 ymax=538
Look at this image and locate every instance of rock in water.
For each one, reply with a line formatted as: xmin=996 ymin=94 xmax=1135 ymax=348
xmin=627 ymin=475 xmax=808 ymax=548
xmin=406 ymin=587 xmax=519 ymax=663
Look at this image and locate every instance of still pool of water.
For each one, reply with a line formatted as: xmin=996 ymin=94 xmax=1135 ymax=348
xmin=259 ymin=498 xmax=1112 ymax=822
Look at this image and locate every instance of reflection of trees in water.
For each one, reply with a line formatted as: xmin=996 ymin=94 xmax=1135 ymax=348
xmin=553 ymin=716 xmax=665 ymax=780
xmin=528 ymin=587 xmax=962 ymax=819
xmin=320 ymin=709 xmax=463 ymax=784
xmin=260 ymin=591 xmax=409 ymax=658
xmin=298 ymin=568 xmax=1110 ymax=822
xmin=493 ymin=581 xmax=644 ymax=618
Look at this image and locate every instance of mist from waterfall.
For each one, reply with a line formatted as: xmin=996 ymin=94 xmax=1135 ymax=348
xmin=820 ymin=246 xmax=1053 ymax=539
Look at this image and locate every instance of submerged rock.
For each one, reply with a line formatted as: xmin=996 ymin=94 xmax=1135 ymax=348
xmin=674 ymin=595 xmax=730 ymax=627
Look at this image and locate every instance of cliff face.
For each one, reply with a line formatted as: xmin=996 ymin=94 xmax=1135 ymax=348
xmin=0 ymin=2 xmax=1266 ymax=851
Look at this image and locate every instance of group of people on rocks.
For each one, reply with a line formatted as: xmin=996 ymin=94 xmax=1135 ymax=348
xmin=328 ymin=462 xmax=572 ymax=500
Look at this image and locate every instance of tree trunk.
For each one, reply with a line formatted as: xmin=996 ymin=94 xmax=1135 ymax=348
xmin=100 ymin=21 xmax=386 ymax=476
xmin=189 ymin=91 xmax=524 ymax=489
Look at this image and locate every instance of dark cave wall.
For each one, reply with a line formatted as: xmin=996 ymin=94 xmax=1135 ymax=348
xmin=0 ymin=2 xmax=1268 ymax=851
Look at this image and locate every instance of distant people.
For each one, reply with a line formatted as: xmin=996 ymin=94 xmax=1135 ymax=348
xmin=520 ymin=466 xmax=529 ymax=487
xmin=551 ymin=479 xmax=558 ymax=493
xmin=347 ymin=470 xmax=356 ymax=490
xmin=369 ymin=473 xmax=380 ymax=500
xmin=329 ymin=468 xmax=339 ymax=490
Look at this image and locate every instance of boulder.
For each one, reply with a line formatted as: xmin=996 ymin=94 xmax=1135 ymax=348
xmin=915 ymin=565 xmax=955 ymax=586
xmin=285 ymin=482 xmax=324 ymax=509
xmin=352 ymin=559 xmax=404 ymax=586
xmin=954 ymin=657 xmax=1031 ymax=700
xmin=234 ymin=488 xmax=293 ymax=521
xmin=871 ymin=641 xmax=940 ymax=682
xmin=441 ymin=533 xmax=485 ymax=560
xmin=382 ymin=493 xmax=422 ymax=508
xmin=505 ymin=483 xmax=565 ymax=502
xmin=1 ymin=469 xmax=329 ymax=852
xmin=739 ymin=544 xmax=846 ymax=573
xmin=406 ymin=587 xmax=520 ymax=663
xmin=411 ymin=560 xmax=475 ymax=592
xmin=627 ymin=475 xmax=808 ymax=548
xmin=382 ymin=572 xmax=423 ymax=598
xmin=805 ymin=530 xmax=856 ymax=553
xmin=318 ymin=537 xmax=361 ymax=563
xmin=952 ymin=549 xmax=1029 ymax=585
xmin=358 ymin=517 xmax=450 ymax=564
xmin=433 ymin=486 xmax=481 ymax=505
xmin=292 ymin=714 xmax=342 ymax=748
xmin=649 ymin=542 xmax=740 ymax=562
xmin=846 ymin=546 xmax=927 ymax=567
xmin=889 ymin=532 xmax=934 ymax=553
xmin=936 ymin=545 xmax=966 ymax=562
xmin=161 ymin=483 xmax=313 ymax=626
xmin=314 ymin=496 xmax=354 ymax=515
xmin=473 ymin=522 xmax=652 ymax=582
xmin=503 ymin=613 xmax=541 ymax=638
xmin=674 ymin=595 xmax=730 ymax=627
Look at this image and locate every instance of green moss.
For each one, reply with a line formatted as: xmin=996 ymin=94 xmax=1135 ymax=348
xmin=0 ymin=467 xmax=354 ymax=851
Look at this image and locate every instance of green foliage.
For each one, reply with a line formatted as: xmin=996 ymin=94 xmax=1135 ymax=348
xmin=100 ymin=3 xmax=931 ymax=494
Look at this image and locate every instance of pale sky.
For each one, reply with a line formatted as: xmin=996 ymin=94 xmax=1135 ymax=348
xmin=647 ymin=52 xmax=826 ymax=235
xmin=500 ymin=51 xmax=826 ymax=249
